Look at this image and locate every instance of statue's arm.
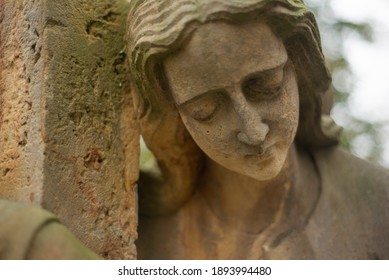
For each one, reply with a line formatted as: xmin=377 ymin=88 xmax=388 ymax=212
xmin=0 ymin=199 xmax=100 ymax=260
xmin=138 ymin=112 xmax=202 ymax=216
xmin=25 ymin=222 xmax=100 ymax=260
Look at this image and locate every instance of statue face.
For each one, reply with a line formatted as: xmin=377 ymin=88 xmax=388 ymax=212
xmin=163 ymin=21 xmax=299 ymax=181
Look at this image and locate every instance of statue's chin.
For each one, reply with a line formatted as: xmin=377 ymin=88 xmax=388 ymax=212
xmin=217 ymin=151 xmax=287 ymax=182
xmin=244 ymin=166 xmax=282 ymax=182
xmin=242 ymin=162 xmax=283 ymax=182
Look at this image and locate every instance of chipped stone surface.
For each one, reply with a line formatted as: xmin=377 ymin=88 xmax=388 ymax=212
xmin=1 ymin=0 xmax=138 ymax=259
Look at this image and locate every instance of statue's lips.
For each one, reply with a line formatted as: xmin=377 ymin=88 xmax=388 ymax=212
xmin=242 ymin=143 xmax=274 ymax=159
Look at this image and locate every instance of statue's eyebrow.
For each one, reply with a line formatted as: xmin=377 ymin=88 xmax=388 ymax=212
xmin=240 ymin=60 xmax=287 ymax=83
xmin=176 ymin=88 xmax=225 ymax=108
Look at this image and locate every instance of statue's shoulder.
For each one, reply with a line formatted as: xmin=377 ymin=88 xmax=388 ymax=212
xmin=310 ymin=147 xmax=389 ymax=258
xmin=314 ymin=146 xmax=389 ymax=189
xmin=314 ymin=146 xmax=389 ymax=210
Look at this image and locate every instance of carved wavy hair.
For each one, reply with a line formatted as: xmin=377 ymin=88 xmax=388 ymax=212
xmin=127 ymin=0 xmax=340 ymax=148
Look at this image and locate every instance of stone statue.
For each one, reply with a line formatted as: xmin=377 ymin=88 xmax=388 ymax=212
xmin=0 ymin=199 xmax=99 ymax=259
xmin=127 ymin=0 xmax=389 ymax=259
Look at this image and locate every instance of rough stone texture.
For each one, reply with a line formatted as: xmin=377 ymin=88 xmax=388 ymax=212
xmin=0 ymin=0 xmax=138 ymax=259
xmin=0 ymin=0 xmax=44 ymax=204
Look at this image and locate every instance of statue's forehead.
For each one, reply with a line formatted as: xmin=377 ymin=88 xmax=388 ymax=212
xmin=163 ymin=20 xmax=288 ymax=104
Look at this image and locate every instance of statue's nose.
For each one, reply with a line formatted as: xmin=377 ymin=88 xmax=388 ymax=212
xmin=237 ymin=119 xmax=269 ymax=146
xmin=234 ymin=94 xmax=269 ymax=146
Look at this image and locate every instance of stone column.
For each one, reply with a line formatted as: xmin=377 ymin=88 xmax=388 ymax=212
xmin=0 ymin=0 xmax=138 ymax=259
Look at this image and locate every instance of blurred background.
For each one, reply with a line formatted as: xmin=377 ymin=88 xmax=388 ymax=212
xmin=306 ymin=0 xmax=389 ymax=167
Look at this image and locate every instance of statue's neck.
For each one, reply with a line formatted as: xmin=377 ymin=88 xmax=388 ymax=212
xmin=198 ymin=144 xmax=299 ymax=235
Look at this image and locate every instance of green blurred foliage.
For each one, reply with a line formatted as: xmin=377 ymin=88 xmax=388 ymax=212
xmin=306 ymin=0 xmax=385 ymax=164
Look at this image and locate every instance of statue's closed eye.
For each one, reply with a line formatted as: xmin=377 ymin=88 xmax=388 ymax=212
xmin=180 ymin=91 xmax=225 ymax=122
xmin=243 ymin=65 xmax=285 ymax=102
